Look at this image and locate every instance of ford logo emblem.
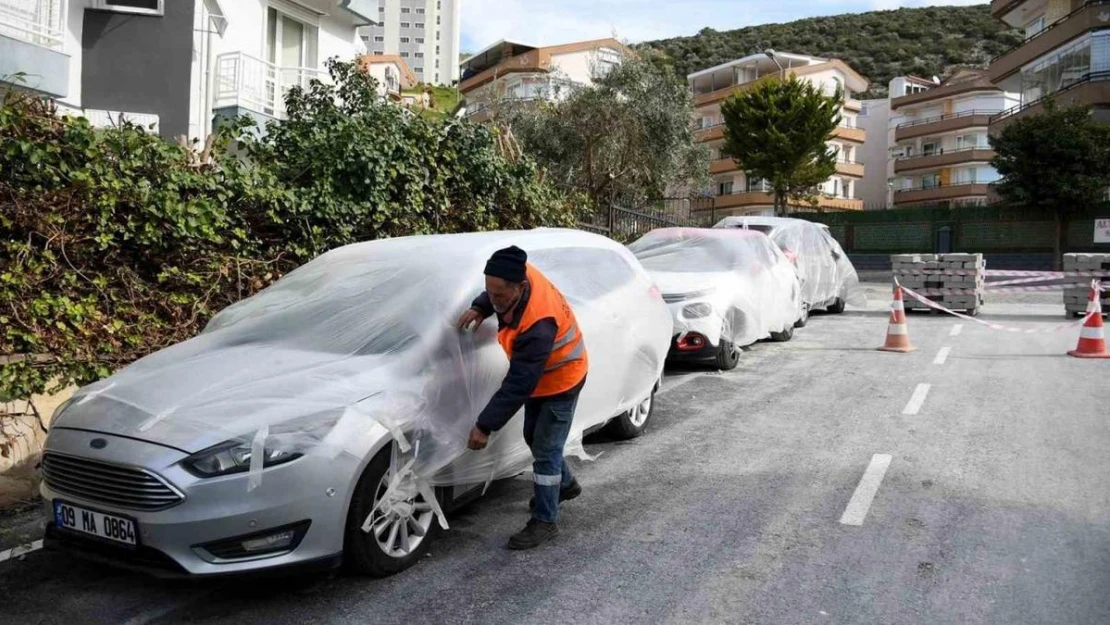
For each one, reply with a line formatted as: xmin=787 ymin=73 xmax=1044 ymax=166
xmin=89 ymin=438 xmax=107 ymax=450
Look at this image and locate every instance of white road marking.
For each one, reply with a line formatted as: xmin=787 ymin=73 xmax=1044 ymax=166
xmin=902 ymin=383 xmax=931 ymax=415
xmin=950 ymin=324 xmax=964 ymax=337
xmin=933 ymin=347 xmax=951 ymax=365
xmin=839 ymin=454 xmax=893 ymax=526
xmin=0 ymin=539 xmax=43 ymax=564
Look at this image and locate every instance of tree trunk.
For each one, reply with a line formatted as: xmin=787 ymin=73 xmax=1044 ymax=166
xmin=1054 ymin=209 xmax=1066 ymax=271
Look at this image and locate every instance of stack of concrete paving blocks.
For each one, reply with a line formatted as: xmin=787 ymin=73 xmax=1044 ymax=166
xmin=891 ymin=253 xmax=985 ymax=314
xmin=1063 ymin=253 xmax=1110 ymax=317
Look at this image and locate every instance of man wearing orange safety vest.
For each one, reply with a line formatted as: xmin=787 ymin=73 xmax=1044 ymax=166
xmin=457 ymin=245 xmax=589 ymax=550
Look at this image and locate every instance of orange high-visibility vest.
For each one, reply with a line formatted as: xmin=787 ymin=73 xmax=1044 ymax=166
xmin=497 ymin=263 xmax=588 ymax=397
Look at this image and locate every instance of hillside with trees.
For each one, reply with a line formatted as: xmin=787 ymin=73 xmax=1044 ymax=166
xmin=638 ymin=5 xmax=1022 ymax=97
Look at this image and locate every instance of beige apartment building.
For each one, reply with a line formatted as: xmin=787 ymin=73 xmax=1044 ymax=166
xmin=987 ymin=0 xmax=1110 ymax=129
xmin=887 ymin=70 xmax=1019 ymax=207
xmin=689 ymin=52 xmax=869 ymax=216
xmin=457 ymin=38 xmax=627 ymax=121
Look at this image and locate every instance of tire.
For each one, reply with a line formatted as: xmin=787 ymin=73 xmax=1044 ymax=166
xmin=794 ymin=303 xmax=810 ymax=328
xmin=770 ymin=324 xmax=794 ymax=342
xmin=604 ymin=386 xmax=656 ymax=440
xmin=826 ymin=297 xmax=846 ymax=314
xmin=714 ymin=340 xmax=741 ymax=370
xmin=344 ymin=446 xmax=441 ymax=577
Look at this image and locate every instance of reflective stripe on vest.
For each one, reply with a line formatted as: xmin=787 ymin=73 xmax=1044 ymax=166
xmin=496 ymin=264 xmax=589 ymax=397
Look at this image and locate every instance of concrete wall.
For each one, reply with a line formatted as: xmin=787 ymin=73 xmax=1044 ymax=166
xmin=858 ymin=98 xmax=891 ymax=208
xmin=81 ymin=2 xmax=195 ymax=138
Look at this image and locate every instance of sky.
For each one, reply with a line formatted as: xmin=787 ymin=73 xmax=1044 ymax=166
xmin=459 ymin=0 xmax=986 ymax=53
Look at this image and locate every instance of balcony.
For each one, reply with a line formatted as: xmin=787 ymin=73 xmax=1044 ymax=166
xmin=990 ymin=0 xmax=1027 ymax=21
xmin=213 ymin=52 xmax=327 ymax=122
xmin=990 ymin=71 xmax=1110 ymax=129
xmin=459 ymin=49 xmax=550 ymax=94
xmin=989 ymin=2 xmax=1110 ymax=82
xmin=710 ymin=157 xmax=739 ymax=174
xmin=695 ymin=122 xmax=725 ymax=142
xmin=0 ymin=0 xmax=69 ymax=97
xmin=835 ymin=159 xmax=865 ymax=177
xmin=832 ymin=124 xmax=866 ymax=143
xmin=893 ymin=147 xmax=996 ymax=173
xmin=895 ymin=110 xmax=998 ymax=141
xmin=894 ymin=183 xmax=992 ymax=205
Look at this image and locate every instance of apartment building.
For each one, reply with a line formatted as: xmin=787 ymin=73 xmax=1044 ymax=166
xmin=358 ymin=53 xmax=417 ymax=101
xmin=887 ymin=70 xmax=1019 ymax=207
xmin=359 ymin=0 xmax=460 ymax=85
xmin=0 ymin=0 xmax=375 ymax=140
xmin=689 ymin=52 xmax=869 ymax=216
xmin=457 ymin=38 xmax=626 ymax=121
xmin=987 ymin=0 xmax=1110 ymax=129
xmin=857 ymin=97 xmax=891 ymax=207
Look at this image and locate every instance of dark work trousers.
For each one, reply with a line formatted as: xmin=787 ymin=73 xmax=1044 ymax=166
xmin=522 ymin=386 xmax=582 ymax=524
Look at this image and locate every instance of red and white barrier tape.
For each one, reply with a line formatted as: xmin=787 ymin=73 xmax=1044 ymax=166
xmin=899 ymin=286 xmax=1097 ymax=333
xmin=912 ymin=284 xmax=1089 ymax=295
xmin=895 ymin=269 xmax=1110 ymax=278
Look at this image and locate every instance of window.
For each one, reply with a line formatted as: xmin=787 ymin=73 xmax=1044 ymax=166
xmin=93 ymin=0 xmax=163 ymax=14
xmin=1020 ymin=35 xmax=1094 ymax=104
xmin=401 ymin=7 xmax=410 ymax=13
xmin=957 ymin=133 xmax=987 ymax=150
xmin=266 ymin=8 xmax=318 ymax=75
xmin=417 ymin=8 xmax=425 ymax=13
xmin=400 ymin=22 xmax=410 ymax=28
xmin=437 ymin=16 xmax=441 ymax=24
xmin=922 ymin=174 xmax=940 ymax=189
xmin=718 ymin=181 xmax=734 ymax=195
xmin=416 ymin=37 xmax=425 ymax=43
xmin=400 ymin=36 xmax=410 ymax=43
xmin=415 ymin=67 xmax=423 ymax=73
xmin=401 ymin=52 xmax=409 ymax=57
xmin=415 ymin=52 xmax=424 ymax=58
xmin=436 ymin=31 xmax=441 ymax=40
xmin=859 ymin=103 xmax=869 ymax=116
xmin=435 ymin=73 xmax=440 ymax=82
xmin=922 ymin=141 xmax=938 ymax=156
xmin=746 ymin=177 xmax=770 ymax=192
xmin=374 ymin=50 xmax=384 ymax=55
xmin=379 ymin=5 xmax=384 ymax=10
xmin=437 ymin=0 xmax=441 ymax=8
xmin=436 ymin=46 xmax=440 ymax=54
xmin=594 ymin=47 xmax=622 ymax=78
xmin=374 ymin=36 xmax=384 ymax=42
xmin=1025 ymin=14 xmax=1046 ymax=40
xmin=415 ymin=22 xmax=424 ymax=28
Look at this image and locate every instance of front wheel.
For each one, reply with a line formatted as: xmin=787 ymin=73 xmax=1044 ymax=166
xmin=714 ymin=339 xmax=741 ymax=370
xmin=605 ymin=386 xmax=656 ymax=439
xmin=770 ymin=324 xmax=794 ymax=342
xmin=826 ymin=297 xmax=846 ymax=314
xmin=344 ymin=446 xmax=441 ymax=577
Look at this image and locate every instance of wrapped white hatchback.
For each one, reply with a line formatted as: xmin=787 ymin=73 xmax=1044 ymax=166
xmin=41 ymin=229 xmax=673 ymax=577
xmin=629 ymin=228 xmax=803 ymax=370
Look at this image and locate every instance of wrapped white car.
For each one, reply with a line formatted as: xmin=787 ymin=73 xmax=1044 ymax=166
xmin=713 ymin=216 xmax=866 ymax=319
xmin=629 ymin=228 xmax=802 ymax=370
xmin=41 ymin=229 xmax=673 ymax=577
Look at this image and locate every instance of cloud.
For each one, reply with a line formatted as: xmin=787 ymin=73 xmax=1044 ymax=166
xmin=460 ymin=0 xmax=993 ymax=52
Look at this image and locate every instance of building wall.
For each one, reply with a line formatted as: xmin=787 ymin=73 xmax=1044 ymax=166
xmin=858 ymin=98 xmax=891 ymax=208
xmin=81 ymin=1 xmax=196 ymax=138
xmin=361 ymin=0 xmax=459 ymax=84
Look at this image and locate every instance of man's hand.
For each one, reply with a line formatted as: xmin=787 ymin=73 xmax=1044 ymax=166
xmin=467 ymin=426 xmax=489 ymax=450
xmin=457 ymin=307 xmax=484 ymax=331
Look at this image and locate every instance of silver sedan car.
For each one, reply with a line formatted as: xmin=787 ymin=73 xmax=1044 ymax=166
xmin=41 ymin=229 xmax=672 ymax=577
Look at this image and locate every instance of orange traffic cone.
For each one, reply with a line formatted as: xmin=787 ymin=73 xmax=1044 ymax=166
xmin=878 ymin=279 xmax=916 ymax=353
xmin=1068 ymin=281 xmax=1110 ymax=359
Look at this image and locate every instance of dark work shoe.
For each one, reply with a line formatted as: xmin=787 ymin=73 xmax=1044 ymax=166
xmin=508 ymin=519 xmax=559 ymax=550
xmin=529 ymin=479 xmax=583 ymax=510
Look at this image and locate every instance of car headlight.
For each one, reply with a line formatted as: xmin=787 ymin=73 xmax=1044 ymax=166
xmin=182 ymin=440 xmax=302 ymax=478
xmin=682 ymin=302 xmax=713 ymax=319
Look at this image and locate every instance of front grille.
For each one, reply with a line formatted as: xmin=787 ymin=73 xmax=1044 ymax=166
xmin=42 ymin=453 xmax=184 ymax=511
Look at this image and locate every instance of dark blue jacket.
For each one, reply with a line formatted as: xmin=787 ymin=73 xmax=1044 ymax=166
xmin=471 ymin=284 xmax=559 ymax=434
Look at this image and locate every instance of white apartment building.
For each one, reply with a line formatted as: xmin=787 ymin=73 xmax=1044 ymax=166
xmin=457 ymin=38 xmax=626 ymax=120
xmin=857 ymin=97 xmax=891 ymax=208
xmin=358 ymin=54 xmax=417 ymax=100
xmin=689 ymin=52 xmax=869 ymax=216
xmin=359 ymin=0 xmax=460 ymax=85
xmin=884 ymin=69 xmax=1019 ymax=207
xmin=0 ymin=0 xmax=375 ymax=140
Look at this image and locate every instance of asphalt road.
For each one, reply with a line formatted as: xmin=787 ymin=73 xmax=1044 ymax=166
xmin=3 ymin=285 xmax=1109 ymax=624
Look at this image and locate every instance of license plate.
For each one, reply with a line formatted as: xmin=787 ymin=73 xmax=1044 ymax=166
xmin=53 ymin=501 xmax=138 ymax=546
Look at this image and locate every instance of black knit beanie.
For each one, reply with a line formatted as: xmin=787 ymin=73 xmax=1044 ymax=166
xmin=484 ymin=246 xmax=528 ymax=283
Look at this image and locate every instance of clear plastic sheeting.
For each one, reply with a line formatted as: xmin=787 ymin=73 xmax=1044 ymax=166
xmin=52 ymin=229 xmax=672 ymax=529
xmin=628 ymin=228 xmax=802 ymax=349
xmin=713 ymin=216 xmax=866 ymax=309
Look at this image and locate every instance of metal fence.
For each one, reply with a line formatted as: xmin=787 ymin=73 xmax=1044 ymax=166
xmin=578 ymin=196 xmax=716 ymax=241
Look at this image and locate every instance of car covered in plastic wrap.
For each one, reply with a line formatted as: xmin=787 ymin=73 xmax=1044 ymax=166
xmin=628 ymin=227 xmax=803 ymax=371
xmin=40 ymin=229 xmax=673 ymax=578
xmin=713 ymin=216 xmax=866 ymax=320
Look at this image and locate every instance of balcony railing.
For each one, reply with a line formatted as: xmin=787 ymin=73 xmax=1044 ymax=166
xmin=894 ymin=146 xmax=991 ymax=161
xmin=989 ymin=1 xmax=1110 ymax=64
xmin=896 ymin=109 xmax=1002 ymax=129
xmin=990 ymin=71 xmax=1110 ymax=124
xmin=214 ymin=52 xmax=327 ymax=119
xmin=0 ymin=0 xmax=64 ymax=51
xmin=895 ymin=181 xmax=995 ymax=194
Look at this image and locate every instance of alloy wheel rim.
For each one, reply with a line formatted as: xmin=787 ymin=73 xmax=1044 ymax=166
xmin=369 ymin=470 xmax=436 ymax=558
xmin=629 ymin=394 xmax=652 ymax=427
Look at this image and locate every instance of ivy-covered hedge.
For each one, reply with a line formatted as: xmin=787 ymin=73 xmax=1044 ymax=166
xmin=0 ymin=60 xmax=579 ymax=401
